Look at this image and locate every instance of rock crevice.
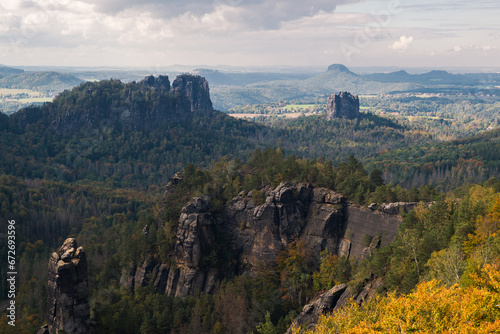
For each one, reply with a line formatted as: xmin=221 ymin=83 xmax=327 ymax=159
xmin=122 ymin=182 xmax=410 ymax=298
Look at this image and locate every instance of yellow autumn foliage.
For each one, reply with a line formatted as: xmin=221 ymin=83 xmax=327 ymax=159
xmin=296 ymin=264 xmax=500 ymax=334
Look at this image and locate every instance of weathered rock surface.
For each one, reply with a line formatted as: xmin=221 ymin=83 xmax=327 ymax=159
xmin=51 ymin=74 xmax=213 ymax=135
xmin=326 ymin=91 xmax=360 ymax=120
xmin=172 ymin=74 xmax=213 ymax=113
xmin=140 ymin=74 xmax=170 ymax=91
xmin=286 ymin=284 xmax=348 ymax=334
xmin=47 ymin=238 xmax=90 ymax=334
xmin=380 ymin=202 xmax=419 ymax=215
xmin=163 ymin=196 xmax=220 ymax=298
xmin=287 ymin=278 xmax=384 ymax=334
xmin=122 ymin=182 xmax=411 ymax=298
xmin=343 ymin=206 xmax=401 ymax=259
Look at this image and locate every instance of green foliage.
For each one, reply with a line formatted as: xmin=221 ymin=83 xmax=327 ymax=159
xmin=367 ymin=127 xmax=500 ymax=190
xmin=256 ymin=312 xmax=277 ymax=334
xmin=1 ymin=74 xmax=499 ymax=334
xmin=363 ymin=234 xmax=373 ymax=247
xmin=313 ymin=250 xmax=351 ymax=292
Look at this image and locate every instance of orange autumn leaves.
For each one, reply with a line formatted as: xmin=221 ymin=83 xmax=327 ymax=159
xmin=297 ymin=265 xmax=500 ymax=334
xmin=296 ymin=189 xmax=500 ymax=334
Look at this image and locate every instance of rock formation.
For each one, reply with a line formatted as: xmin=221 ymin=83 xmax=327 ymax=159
xmin=140 ymin=75 xmax=170 ymax=91
xmin=121 ymin=182 xmax=408 ymax=298
xmin=172 ymin=74 xmax=213 ymax=113
xmin=285 ymin=284 xmax=347 ymax=334
xmin=46 ymin=238 xmax=90 ymax=334
xmin=50 ymin=74 xmax=213 ymax=135
xmin=286 ymin=278 xmax=384 ymax=333
xmin=326 ymin=91 xmax=360 ymax=120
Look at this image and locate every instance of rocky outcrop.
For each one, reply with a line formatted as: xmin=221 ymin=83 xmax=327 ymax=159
xmin=140 ymin=75 xmax=170 ymax=91
xmin=326 ymin=91 xmax=360 ymax=120
xmin=51 ymin=74 xmax=213 ymax=135
xmin=287 ymin=278 xmax=384 ymax=334
xmin=379 ymin=202 xmax=419 ymax=215
xmin=342 ymin=206 xmax=401 ymax=259
xmin=122 ymin=182 xmax=410 ymax=298
xmin=157 ymin=172 xmax=184 ymax=230
xmin=172 ymin=74 xmax=213 ymax=113
xmin=47 ymin=238 xmax=90 ymax=334
xmin=164 ymin=196 xmax=220 ymax=298
xmin=286 ymin=284 xmax=348 ymax=334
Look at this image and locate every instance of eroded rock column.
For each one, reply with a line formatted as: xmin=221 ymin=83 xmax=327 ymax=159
xmin=47 ymin=238 xmax=90 ymax=334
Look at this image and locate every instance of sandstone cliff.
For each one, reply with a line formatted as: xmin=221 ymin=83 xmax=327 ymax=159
xmin=326 ymin=91 xmax=360 ymax=120
xmin=50 ymin=74 xmax=212 ymax=135
xmin=122 ymin=182 xmax=406 ymax=298
xmin=44 ymin=238 xmax=90 ymax=334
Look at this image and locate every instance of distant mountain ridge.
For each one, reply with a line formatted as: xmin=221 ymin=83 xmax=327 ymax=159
xmin=0 ymin=71 xmax=83 ymax=94
xmin=211 ymin=64 xmax=421 ymax=110
xmin=362 ymin=69 xmax=475 ymax=85
xmin=0 ymin=64 xmax=24 ymax=76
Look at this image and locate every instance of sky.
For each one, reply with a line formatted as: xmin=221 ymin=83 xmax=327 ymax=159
xmin=0 ymin=0 xmax=499 ymax=69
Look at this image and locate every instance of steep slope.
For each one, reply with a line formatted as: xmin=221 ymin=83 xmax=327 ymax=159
xmin=122 ymin=181 xmax=405 ymax=298
xmin=1 ymin=74 xmax=271 ymax=188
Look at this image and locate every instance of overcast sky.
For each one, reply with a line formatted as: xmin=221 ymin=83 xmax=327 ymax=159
xmin=0 ymin=0 xmax=499 ymax=69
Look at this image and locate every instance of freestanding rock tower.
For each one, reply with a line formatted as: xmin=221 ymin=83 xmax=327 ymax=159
xmin=46 ymin=238 xmax=90 ymax=334
xmin=326 ymin=91 xmax=360 ymax=120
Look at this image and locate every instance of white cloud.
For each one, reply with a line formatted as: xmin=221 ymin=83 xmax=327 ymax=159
xmin=451 ymin=44 xmax=496 ymax=52
xmin=389 ymin=35 xmax=414 ymax=51
xmin=77 ymin=0 xmax=360 ymax=30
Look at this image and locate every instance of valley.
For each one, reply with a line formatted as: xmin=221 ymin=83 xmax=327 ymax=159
xmin=0 ymin=66 xmax=499 ymax=334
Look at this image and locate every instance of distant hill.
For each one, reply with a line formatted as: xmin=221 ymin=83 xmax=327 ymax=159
xmin=0 ymin=71 xmax=83 ymax=94
xmin=210 ymin=64 xmax=420 ymax=110
xmin=302 ymin=64 xmax=418 ymax=94
xmin=192 ymin=68 xmax=314 ymax=86
xmin=363 ymin=69 xmax=475 ymax=85
xmin=0 ymin=65 xmax=24 ymax=76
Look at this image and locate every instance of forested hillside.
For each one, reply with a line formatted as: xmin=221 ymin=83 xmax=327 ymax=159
xmin=1 ymin=148 xmax=498 ymax=333
xmin=0 ymin=74 xmax=499 ymax=334
xmin=0 ymin=71 xmax=83 ymax=95
xmin=367 ymin=127 xmax=500 ymax=189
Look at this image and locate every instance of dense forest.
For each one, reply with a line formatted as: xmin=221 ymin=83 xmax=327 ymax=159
xmin=1 ymin=148 xmax=499 ymax=333
xmin=1 ymin=76 xmax=500 ymax=333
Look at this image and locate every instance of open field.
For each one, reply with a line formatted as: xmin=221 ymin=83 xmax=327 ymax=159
xmin=283 ymin=104 xmax=317 ymax=110
xmin=230 ymin=112 xmax=315 ymax=119
xmin=0 ymin=88 xmax=54 ymax=114
xmin=0 ymin=88 xmax=45 ymax=97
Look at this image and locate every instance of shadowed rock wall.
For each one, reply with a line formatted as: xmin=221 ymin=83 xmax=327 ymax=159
xmin=122 ymin=182 xmax=408 ymax=298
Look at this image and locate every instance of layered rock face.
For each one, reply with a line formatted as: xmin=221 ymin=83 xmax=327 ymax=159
xmin=47 ymin=238 xmax=90 ymax=334
xmin=122 ymin=182 xmax=407 ymax=298
xmin=326 ymin=91 xmax=360 ymax=120
xmin=172 ymin=74 xmax=213 ymax=113
xmin=51 ymin=74 xmax=212 ymax=135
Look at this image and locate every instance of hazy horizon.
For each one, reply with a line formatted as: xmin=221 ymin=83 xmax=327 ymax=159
xmin=0 ymin=0 xmax=499 ymax=69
